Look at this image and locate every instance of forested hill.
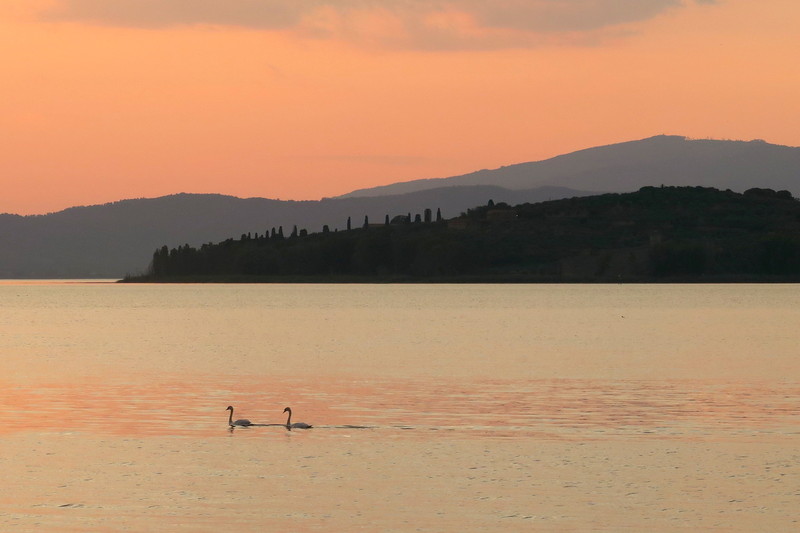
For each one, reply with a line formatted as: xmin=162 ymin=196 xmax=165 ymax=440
xmin=124 ymin=186 xmax=800 ymax=283
xmin=0 ymin=185 xmax=591 ymax=278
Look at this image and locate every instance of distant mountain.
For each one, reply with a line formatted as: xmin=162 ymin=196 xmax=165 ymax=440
xmin=338 ymin=135 xmax=800 ymax=198
xmin=2 ymin=134 xmax=798 ymax=279
xmin=0 ymin=185 xmax=592 ymax=278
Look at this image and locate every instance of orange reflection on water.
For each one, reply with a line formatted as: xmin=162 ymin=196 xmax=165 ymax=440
xmin=1 ymin=375 xmax=797 ymax=441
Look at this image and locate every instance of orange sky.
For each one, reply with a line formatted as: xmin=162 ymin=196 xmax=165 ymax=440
xmin=2 ymin=0 xmax=799 ymax=215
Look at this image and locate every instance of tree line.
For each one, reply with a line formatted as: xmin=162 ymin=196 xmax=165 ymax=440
xmin=126 ymin=186 xmax=800 ymax=282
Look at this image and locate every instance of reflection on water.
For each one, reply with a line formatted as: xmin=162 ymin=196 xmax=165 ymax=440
xmin=3 ymin=376 xmax=798 ymax=441
xmin=2 ymin=283 xmax=800 ymax=532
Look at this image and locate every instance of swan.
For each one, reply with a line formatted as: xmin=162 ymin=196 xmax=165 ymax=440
xmin=226 ymin=405 xmax=252 ymax=427
xmin=283 ymin=407 xmax=312 ymax=429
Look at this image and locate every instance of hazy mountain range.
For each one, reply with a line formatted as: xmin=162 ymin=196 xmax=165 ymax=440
xmin=2 ymin=135 xmax=798 ymax=278
xmin=339 ymin=135 xmax=800 ymax=198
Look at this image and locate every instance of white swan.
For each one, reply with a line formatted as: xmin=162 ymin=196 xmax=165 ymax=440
xmin=283 ymin=407 xmax=312 ymax=429
xmin=226 ymin=405 xmax=252 ymax=427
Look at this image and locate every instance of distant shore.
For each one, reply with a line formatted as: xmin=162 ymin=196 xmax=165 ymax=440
xmin=119 ymin=274 xmax=800 ymax=284
xmin=124 ymin=187 xmax=800 ymax=284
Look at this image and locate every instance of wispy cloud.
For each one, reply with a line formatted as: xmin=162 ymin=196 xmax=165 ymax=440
xmin=41 ymin=1 xmax=718 ymax=49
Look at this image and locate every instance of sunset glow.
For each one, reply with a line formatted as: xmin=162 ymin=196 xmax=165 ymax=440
xmin=2 ymin=0 xmax=799 ymax=215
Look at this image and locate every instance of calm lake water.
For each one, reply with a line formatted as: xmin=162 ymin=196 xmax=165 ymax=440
xmin=1 ymin=282 xmax=798 ymax=531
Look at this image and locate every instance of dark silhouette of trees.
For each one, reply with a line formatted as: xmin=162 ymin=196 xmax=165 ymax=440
xmin=150 ymin=245 xmax=170 ymax=276
xmin=133 ymin=187 xmax=800 ymax=282
xmin=649 ymin=242 xmax=707 ymax=277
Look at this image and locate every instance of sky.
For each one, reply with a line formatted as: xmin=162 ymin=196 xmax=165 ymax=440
xmin=2 ymin=0 xmax=799 ymax=215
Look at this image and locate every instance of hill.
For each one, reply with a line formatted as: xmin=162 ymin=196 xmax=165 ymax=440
xmin=125 ymin=187 xmax=800 ymax=283
xmin=3 ymin=134 xmax=799 ymax=279
xmin=338 ymin=136 xmax=800 ymax=199
xmin=0 ymin=185 xmax=589 ymax=278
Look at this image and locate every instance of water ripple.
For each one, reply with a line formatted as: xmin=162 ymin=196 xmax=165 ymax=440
xmin=2 ymin=376 xmax=797 ymax=440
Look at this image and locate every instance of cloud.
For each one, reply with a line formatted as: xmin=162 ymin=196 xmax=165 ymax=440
xmin=41 ymin=0 xmax=305 ymax=29
xmin=41 ymin=1 xmax=718 ymax=49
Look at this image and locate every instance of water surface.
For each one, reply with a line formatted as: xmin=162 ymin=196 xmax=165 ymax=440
xmin=1 ymin=283 xmax=798 ymax=531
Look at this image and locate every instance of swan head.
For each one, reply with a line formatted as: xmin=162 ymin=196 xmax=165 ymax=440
xmin=283 ymin=407 xmax=291 ymax=413
xmin=226 ymin=406 xmax=233 ymax=411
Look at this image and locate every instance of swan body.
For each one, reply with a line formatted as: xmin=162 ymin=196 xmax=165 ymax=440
xmin=283 ymin=407 xmax=312 ymax=429
xmin=226 ymin=405 xmax=252 ymax=427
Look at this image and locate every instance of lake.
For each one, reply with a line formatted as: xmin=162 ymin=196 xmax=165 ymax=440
xmin=1 ymin=282 xmax=798 ymax=531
